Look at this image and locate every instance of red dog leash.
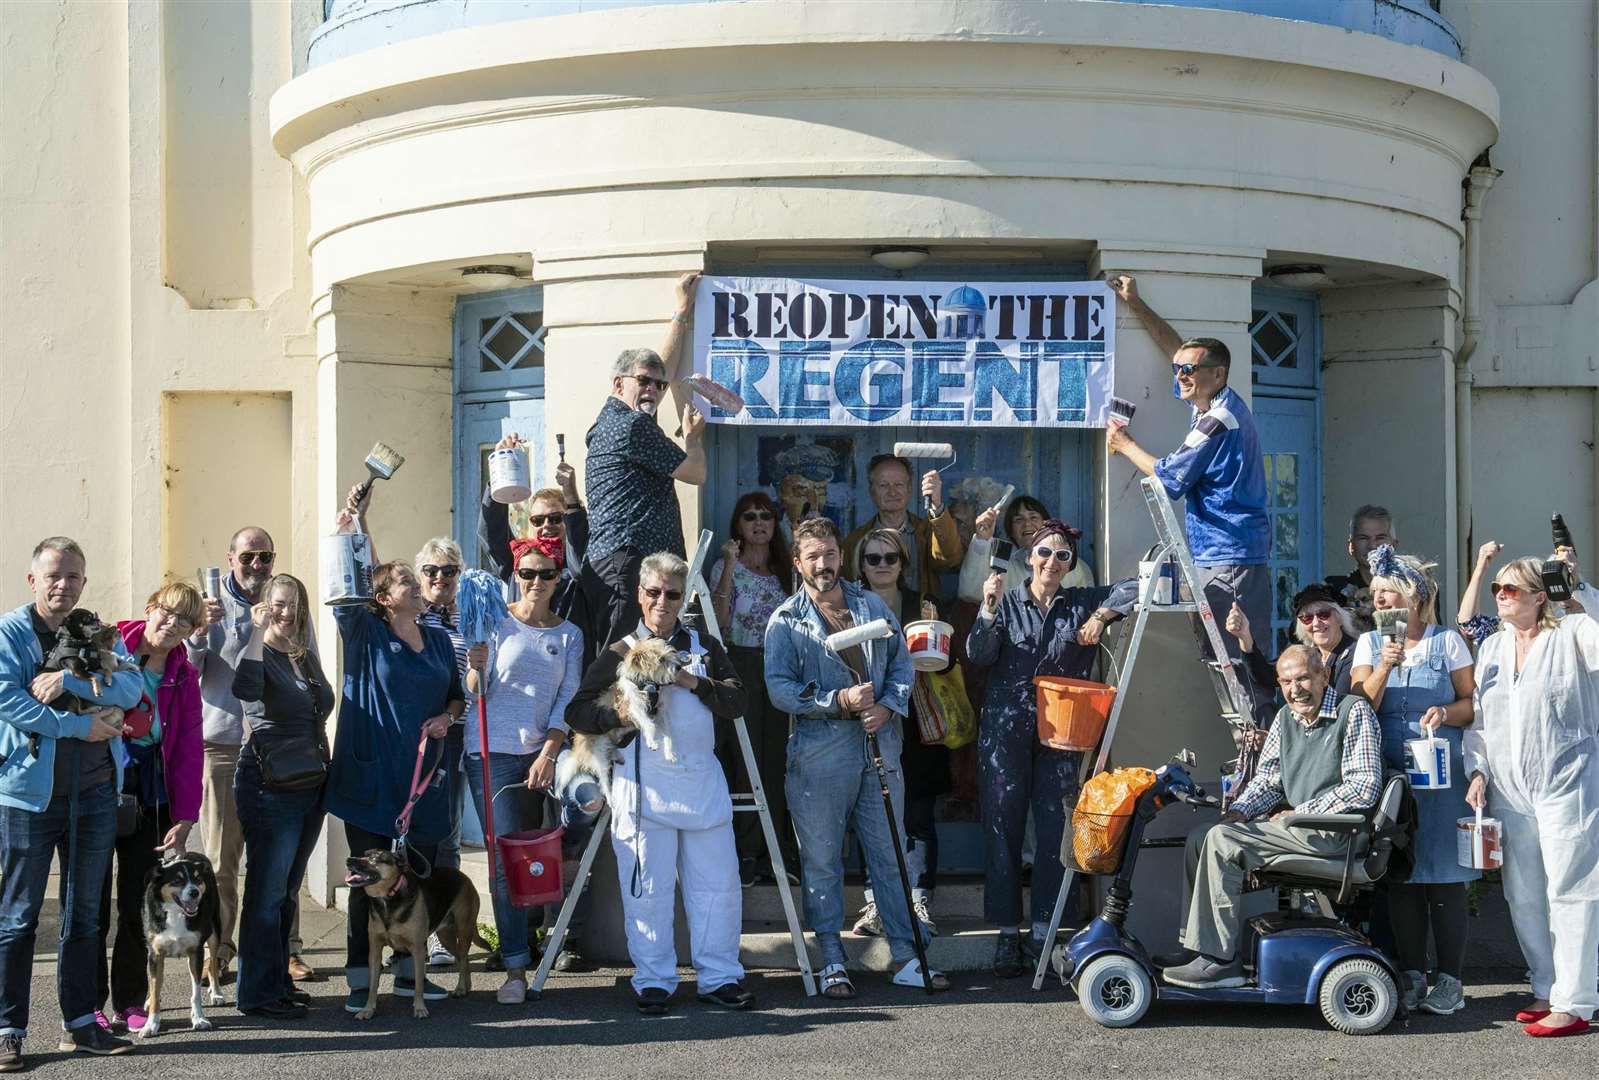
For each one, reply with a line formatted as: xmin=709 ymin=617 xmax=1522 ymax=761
xmin=394 ymin=733 xmax=442 ymax=843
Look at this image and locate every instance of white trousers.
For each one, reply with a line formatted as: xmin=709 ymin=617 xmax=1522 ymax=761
xmin=612 ymin=820 xmax=744 ymax=995
xmin=1499 ymin=799 xmax=1599 ymax=1018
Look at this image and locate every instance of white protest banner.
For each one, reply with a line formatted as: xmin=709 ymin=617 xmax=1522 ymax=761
xmin=691 ymin=277 xmax=1115 ymax=428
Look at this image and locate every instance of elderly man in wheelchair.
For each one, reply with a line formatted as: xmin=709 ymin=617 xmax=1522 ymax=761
xmin=1161 ymin=645 xmax=1387 ymax=990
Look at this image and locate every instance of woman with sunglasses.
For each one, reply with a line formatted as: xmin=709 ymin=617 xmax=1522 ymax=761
xmin=1224 ymin=583 xmax=1358 ymax=698
xmin=1350 ymin=545 xmax=1477 ymax=1017
xmin=325 ymin=508 xmax=464 ymax=1014
xmin=966 ymin=520 xmax=1137 ymax=977
xmin=708 ymin=492 xmax=796 ymax=884
xmin=958 ymin=495 xmax=1097 ymax=603
xmin=1464 ymin=557 xmax=1599 ymax=1037
xmin=1457 ymin=540 xmax=1593 ymax=650
xmin=94 ymin=582 xmax=206 ymax=1031
xmin=463 ymin=537 xmax=586 ymax=1004
xmin=847 ymin=528 xmax=948 ymax=940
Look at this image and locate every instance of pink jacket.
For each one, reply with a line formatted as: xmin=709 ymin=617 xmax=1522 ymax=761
xmin=118 ymin=619 xmax=204 ymax=822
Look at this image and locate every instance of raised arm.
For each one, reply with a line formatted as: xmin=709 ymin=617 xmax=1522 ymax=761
xmin=656 ymin=272 xmax=700 ymax=383
xmin=1108 ymin=274 xmax=1183 ymax=361
xmin=1457 ymin=541 xmax=1501 ymax=633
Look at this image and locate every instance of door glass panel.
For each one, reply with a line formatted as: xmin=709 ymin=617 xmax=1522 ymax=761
xmin=1275 ymin=452 xmax=1298 ymax=508
xmin=1274 ymin=513 xmax=1299 ymax=560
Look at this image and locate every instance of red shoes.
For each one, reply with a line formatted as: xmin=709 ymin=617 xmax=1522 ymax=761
xmin=1515 ymin=1008 xmax=1550 ymax=1023
xmin=1524 ymin=1015 xmax=1590 ymax=1037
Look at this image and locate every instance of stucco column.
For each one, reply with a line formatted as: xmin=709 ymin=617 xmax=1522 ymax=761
xmin=1087 ymin=241 xmax=1264 ymax=775
xmin=538 ymin=245 xmax=709 ymax=553
xmin=307 ymin=282 xmax=456 ymax=907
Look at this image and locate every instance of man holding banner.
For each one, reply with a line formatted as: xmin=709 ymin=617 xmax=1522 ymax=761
xmin=1102 ymin=274 xmax=1274 ymax=720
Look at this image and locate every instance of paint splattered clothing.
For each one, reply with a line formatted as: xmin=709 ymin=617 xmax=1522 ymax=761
xmin=965 ymin=580 xmax=1137 ymax=927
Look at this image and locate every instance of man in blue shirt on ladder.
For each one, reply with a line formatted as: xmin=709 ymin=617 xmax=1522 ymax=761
xmin=1101 ymin=275 xmax=1273 ymax=724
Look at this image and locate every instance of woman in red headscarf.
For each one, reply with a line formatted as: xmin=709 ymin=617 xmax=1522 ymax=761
xmin=463 ymin=535 xmax=587 ymax=1004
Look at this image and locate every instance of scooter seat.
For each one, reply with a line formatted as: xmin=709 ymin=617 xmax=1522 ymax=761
xmin=1252 ymin=854 xmax=1380 ymax=887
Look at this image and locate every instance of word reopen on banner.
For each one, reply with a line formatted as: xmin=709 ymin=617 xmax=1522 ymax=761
xmin=692 ymin=277 xmax=1117 ymax=428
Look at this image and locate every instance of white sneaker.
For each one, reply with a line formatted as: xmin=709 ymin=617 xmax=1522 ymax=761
xmin=496 ymin=977 xmax=528 ymax=1005
xmin=912 ymin=896 xmax=938 ymax=938
xmin=427 ymin=933 xmax=455 ymax=969
xmin=851 ymin=901 xmax=883 ymax=937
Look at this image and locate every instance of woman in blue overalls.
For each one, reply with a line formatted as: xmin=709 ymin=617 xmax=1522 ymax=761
xmin=966 ymin=520 xmax=1136 ymax=978
xmin=1350 ymin=546 xmax=1478 ymax=1016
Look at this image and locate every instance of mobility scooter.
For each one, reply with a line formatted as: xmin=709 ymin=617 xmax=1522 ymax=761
xmin=1053 ymin=753 xmax=1411 ymax=1035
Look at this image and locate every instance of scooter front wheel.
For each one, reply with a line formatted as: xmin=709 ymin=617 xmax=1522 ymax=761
xmin=1075 ymin=954 xmax=1153 ymax=1028
xmin=1318 ymin=958 xmax=1398 ymax=1035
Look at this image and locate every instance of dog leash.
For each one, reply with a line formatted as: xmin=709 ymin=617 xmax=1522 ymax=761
xmin=393 ymin=733 xmax=444 ymax=874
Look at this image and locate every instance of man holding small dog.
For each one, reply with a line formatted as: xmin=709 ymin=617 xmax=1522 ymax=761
xmin=565 ymin=551 xmax=752 ymax=1015
xmin=765 ymin=517 xmax=949 ymax=998
xmin=0 ymin=537 xmax=144 ymax=1066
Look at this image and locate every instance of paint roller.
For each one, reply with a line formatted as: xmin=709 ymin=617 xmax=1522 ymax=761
xmin=818 ymin=615 xmax=938 ymax=994
xmin=892 ymin=441 xmax=957 ymax=516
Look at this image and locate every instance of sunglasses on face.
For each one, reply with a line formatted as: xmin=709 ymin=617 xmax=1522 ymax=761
xmin=1297 ymin=608 xmax=1335 ymax=625
xmin=237 ymin=551 xmax=275 ymax=567
xmin=419 ymin=564 xmax=461 ymax=579
xmin=623 ymin=373 xmax=671 ymax=393
xmin=1172 ymin=362 xmax=1223 ymax=377
xmin=1490 ymin=582 xmax=1524 ymax=598
xmin=741 ymin=509 xmax=775 ymax=523
xmin=862 ymin=551 xmax=901 ymax=568
xmin=1034 ymin=546 xmax=1073 ymax=563
xmin=516 ymin=567 xmax=560 ymax=582
xmin=152 ymin=606 xmax=195 ymax=634
xmin=641 ymin=586 xmax=683 ymax=602
xmin=527 ymin=513 xmax=564 ymax=529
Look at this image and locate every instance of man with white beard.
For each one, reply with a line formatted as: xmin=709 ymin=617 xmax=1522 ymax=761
xmin=579 ymin=273 xmax=705 ymax=652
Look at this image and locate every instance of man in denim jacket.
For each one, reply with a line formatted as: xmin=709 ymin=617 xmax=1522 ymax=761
xmin=0 ymin=537 xmax=142 ymax=1066
xmin=764 ymin=517 xmax=947 ymax=997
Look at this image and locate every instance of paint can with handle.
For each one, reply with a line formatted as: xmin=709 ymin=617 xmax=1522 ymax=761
xmin=488 ymin=445 xmax=532 ymax=504
xmin=1457 ymin=809 xmax=1503 ymax=870
xmin=320 ymin=524 xmax=374 ymax=606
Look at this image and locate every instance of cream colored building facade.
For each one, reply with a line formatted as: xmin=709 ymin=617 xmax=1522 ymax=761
xmin=3 ymin=0 xmax=1596 ymax=906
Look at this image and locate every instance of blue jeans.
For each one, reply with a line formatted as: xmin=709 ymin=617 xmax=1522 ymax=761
xmin=343 ymin=821 xmax=435 ymax=988
xmin=234 ymin=754 xmax=325 ymax=1010
xmin=435 ymin=722 xmax=465 ymax=872
xmin=0 ymin=778 xmax=118 ymax=1036
xmin=785 ymin=717 xmax=918 ymax=968
xmin=463 ymin=753 xmax=543 ymax=971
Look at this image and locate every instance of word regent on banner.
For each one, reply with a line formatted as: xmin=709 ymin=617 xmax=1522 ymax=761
xmin=691 ymin=277 xmax=1116 ymax=428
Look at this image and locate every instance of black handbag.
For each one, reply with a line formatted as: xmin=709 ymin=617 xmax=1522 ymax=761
xmin=251 ymin=733 xmax=328 ymax=793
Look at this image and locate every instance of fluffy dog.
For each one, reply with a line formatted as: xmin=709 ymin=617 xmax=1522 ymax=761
xmin=139 ymin=852 xmax=225 ymax=1038
xmin=343 ymin=849 xmax=490 ymax=1020
xmin=41 ymin=609 xmax=127 ymax=713
xmin=558 ymin=636 xmax=692 ymax=794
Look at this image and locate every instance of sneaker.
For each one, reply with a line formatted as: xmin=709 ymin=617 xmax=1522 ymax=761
xmin=1152 ymin=948 xmax=1196 ymax=969
xmin=635 ymin=987 xmax=671 ymax=1015
xmin=1018 ymin=932 xmax=1044 ymax=964
xmin=0 ymin=1034 xmax=21 ymax=1072
xmin=553 ymin=945 xmax=597 ymax=974
xmin=1401 ymin=969 xmax=1426 ymax=1012
xmin=697 ymin=982 xmax=754 ymax=1010
xmin=120 ymin=1007 xmax=147 ymax=1033
xmin=1162 ymin=954 xmax=1247 ymax=989
xmin=427 ymin=934 xmax=455 ymax=969
xmin=343 ymin=987 xmax=370 ymax=1014
xmin=993 ymin=933 xmax=1023 ymax=978
xmin=496 ymin=977 xmax=528 ymax=1005
xmin=912 ymin=896 xmax=938 ymax=938
xmin=57 ymin=1024 xmax=133 ymax=1056
xmin=851 ymin=901 xmax=883 ymax=937
xmin=1420 ymin=973 xmax=1465 ymax=1015
xmin=94 ymin=1009 xmax=112 ymax=1031
xmin=394 ymin=976 xmax=448 ymax=1001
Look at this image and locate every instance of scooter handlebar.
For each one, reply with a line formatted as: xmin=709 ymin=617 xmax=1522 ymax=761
xmin=1172 ymin=789 xmax=1222 ymax=809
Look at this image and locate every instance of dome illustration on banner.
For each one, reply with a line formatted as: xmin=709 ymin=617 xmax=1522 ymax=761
xmin=941 ymin=284 xmax=987 ymax=340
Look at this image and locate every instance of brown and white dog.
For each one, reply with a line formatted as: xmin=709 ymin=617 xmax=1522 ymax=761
xmin=343 ymin=849 xmax=490 ymax=1020
xmin=139 ymin=852 xmax=225 ymax=1038
xmin=557 ymin=636 xmax=691 ymax=793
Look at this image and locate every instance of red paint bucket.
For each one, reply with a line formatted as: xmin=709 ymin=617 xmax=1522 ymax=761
xmin=497 ymin=827 xmax=565 ymax=908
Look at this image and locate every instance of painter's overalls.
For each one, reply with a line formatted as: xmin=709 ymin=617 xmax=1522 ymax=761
xmin=608 ymin=628 xmax=744 ymax=996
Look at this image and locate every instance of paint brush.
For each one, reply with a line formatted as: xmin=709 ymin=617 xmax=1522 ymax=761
xmin=353 ymin=442 xmax=405 ymax=504
xmin=1109 ymin=397 xmax=1137 ymax=428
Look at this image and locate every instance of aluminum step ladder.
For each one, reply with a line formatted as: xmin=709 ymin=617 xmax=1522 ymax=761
xmin=535 ymin=530 xmax=818 ymax=996
xmin=1029 ymin=473 xmax=1259 ymax=990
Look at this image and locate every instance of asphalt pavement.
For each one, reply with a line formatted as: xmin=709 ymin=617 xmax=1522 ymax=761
xmin=10 ymin=898 xmax=1596 ymax=1079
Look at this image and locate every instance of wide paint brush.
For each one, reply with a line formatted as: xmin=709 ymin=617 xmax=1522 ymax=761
xmin=353 ymin=442 xmax=405 ymax=503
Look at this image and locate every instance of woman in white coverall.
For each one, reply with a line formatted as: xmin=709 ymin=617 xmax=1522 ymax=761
xmin=563 ymin=552 xmax=751 ymax=1015
xmin=1465 ymin=556 xmax=1599 ymax=1038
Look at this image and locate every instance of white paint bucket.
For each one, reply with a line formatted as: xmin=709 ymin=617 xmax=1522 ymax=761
xmin=1457 ymin=814 xmax=1503 ymax=870
xmin=1406 ymin=737 xmax=1450 ymax=790
xmin=904 ymin=620 xmax=954 ymax=672
xmin=321 ymin=528 xmax=374 ymax=607
xmin=488 ymin=446 xmax=532 ymax=504
xmin=1137 ymin=557 xmax=1176 ymax=607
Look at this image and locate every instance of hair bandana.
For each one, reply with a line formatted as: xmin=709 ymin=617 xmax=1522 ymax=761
xmin=1366 ymin=543 xmax=1432 ymax=606
xmin=510 ymin=534 xmax=565 ymax=570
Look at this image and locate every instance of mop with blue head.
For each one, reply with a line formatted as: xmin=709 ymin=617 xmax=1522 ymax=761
xmin=456 ymin=567 xmax=509 ymax=875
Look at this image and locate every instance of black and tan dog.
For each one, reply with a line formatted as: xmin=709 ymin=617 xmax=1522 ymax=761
xmin=140 ymin=852 xmax=225 ymax=1038
xmin=343 ymin=849 xmax=489 ymax=1019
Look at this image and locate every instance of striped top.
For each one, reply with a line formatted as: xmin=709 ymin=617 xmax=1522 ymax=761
xmin=420 ymin=605 xmax=471 ymax=715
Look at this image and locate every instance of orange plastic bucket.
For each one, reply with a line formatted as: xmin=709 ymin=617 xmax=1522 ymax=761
xmin=496 ymin=827 xmax=565 ymax=908
xmin=1034 ymin=676 xmax=1116 ymax=750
